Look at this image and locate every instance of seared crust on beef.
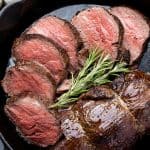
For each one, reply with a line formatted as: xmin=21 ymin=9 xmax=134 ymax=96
xmin=12 ymin=34 xmax=69 ymax=84
xmin=110 ymin=6 xmax=150 ymax=64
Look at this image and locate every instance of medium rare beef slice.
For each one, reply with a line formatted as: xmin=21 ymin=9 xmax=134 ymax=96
xmin=5 ymin=95 xmax=61 ymax=147
xmin=71 ymin=7 xmax=123 ymax=61
xmin=111 ymin=6 xmax=150 ymax=64
xmin=13 ymin=34 xmax=68 ymax=84
xmin=112 ymin=71 xmax=150 ymax=132
xmin=25 ymin=16 xmax=82 ymax=72
xmin=2 ymin=61 xmax=55 ymax=105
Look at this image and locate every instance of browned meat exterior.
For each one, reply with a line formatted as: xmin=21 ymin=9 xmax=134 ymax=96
xmin=54 ymin=138 xmax=96 ymax=150
xmin=60 ymin=71 xmax=150 ymax=149
xmin=2 ymin=61 xmax=55 ymax=105
xmin=111 ymin=6 xmax=150 ymax=64
xmin=12 ymin=34 xmax=68 ymax=84
xmin=61 ymin=87 xmax=139 ymax=150
xmin=112 ymin=71 xmax=150 ymax=133
xmin=71 ymin=7 xmax=123 ymax=61
xmin=25 ymin=16 xmax=82 ymax=72
xmin=5 ymin=94 xmax=61 ymax=147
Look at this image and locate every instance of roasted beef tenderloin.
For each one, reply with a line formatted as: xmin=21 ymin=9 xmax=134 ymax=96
xmin=5 ymin=94 xmax=61 ymax=147
xmin=2 ymin=61 xmax=55 ymax=105
xmin=71 ymin=7 xmax=123 ymax=61
xmin=112 ymin=70 xmax=150 ymax=133
xmin=60 ymin=71 xmax=150 ymax=149
xmin=12 ymin=34 xmax=68 ymax=85
xmin=25 ymin=16 xmax=82 ymax=72
xmin=110 ymin=6 xmax=150 ymax=64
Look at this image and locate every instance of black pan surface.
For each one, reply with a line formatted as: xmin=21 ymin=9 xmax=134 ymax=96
xmin=0 ymin=3 xmax=150 ymax=150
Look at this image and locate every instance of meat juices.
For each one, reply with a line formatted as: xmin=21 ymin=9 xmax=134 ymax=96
xmin=72 ymin=7 xmax=123 ymax=60
xmin=13 ymin=34 xmax=68 ymax=85
xmin=111 ymin=6 xmax=150 ymax=64
xmin=5 ymin=95 xmax=61 ymax=147
xmin=2 ymin=61 xmax=56 ymax=105
xmin=25 ymin=16 xmax=82 ymax=72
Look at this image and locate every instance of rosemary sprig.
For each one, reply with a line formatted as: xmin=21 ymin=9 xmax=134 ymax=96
xmin=50 ymin=48 xmax=129 ymax=109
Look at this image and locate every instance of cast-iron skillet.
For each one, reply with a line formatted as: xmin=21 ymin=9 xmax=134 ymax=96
xmin=0 ymin=0 xmax=150 ymax=149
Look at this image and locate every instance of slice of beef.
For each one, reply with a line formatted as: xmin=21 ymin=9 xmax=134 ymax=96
xmin=110 ymin=6 xmax=150 ymax=64
xmin=112 ymin=71 xmax=150 ymax=133
xmin=2 ymin=61 xmax=55 ymax=105
xmin=12 ymin=34 xmax=68 ymax=84
xmin=5 ymin=94 xmax=61 ymax=147
xmin=56 ymin=79 xmax=71 ymax=94
xmin=25 ymin=16 xmax=82 ymax=72
xmin=71 ymin=7 xmax=123 ymax=61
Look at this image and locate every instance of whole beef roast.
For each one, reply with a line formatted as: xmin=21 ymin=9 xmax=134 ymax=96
xmin=71 ymin=7 xmax=123 ymax=61
xmin=110 ymin=6 xmax=150 ymax=64
xmin=25 ymin=16 xmax=82 ymax=72
xmin=2 ymin=61 xmax=55 ymax=105
xmin=60 ymin=71 xmax=150 ymax=149
xmin=54 ymin=137 xmax=96 ymax=150
xmin=12 ymin=34 xmax=68 ymax=84
xmin=112 ymin=70 xmax=150 ymax=133
xmin=5 ymin=94 xmax=61 ymax=147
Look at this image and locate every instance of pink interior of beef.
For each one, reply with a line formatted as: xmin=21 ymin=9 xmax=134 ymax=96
xmin=72 ymin=7 xmax=120 ymax=60
xmin=14 ymin=38 xmax=66 ymax=84
xmin=26 ymin=16 xmax=79 ymax=70
xmin=3 ymin=66 xmax=55 ymax=105
xmin=111 ymin=7 xmax=150 ymax=63
xmin=5 ymin=96 xmax=60 ymax=147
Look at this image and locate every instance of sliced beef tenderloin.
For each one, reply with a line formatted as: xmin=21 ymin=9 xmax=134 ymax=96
xmin=25 ymin=16 xmax=82 ymax=72
xmin=110 ymin=6 xmax=150 ymax=64
xmin=5 ymin=94 xmax=61 ymax=147
xmin=12 ymin=34 xmax=68 ymax=85
xmin=112 ymin=71 xmax=150 ymax=133
xmin=2 ymin=61 xmax=55 ymax=105
xmin=71 ymin=7 xmax=123 ymax=61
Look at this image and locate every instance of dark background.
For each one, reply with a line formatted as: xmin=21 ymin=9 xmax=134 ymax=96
xmin=0 ymin=0 xmax=150 ymax=149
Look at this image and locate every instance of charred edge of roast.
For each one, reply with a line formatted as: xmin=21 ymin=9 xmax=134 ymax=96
xmin=57 ymin=16 xmax=83 ymax=51
xmin=79 ymin=85 xmax=115 ymax=100
xmin=110 ymin=6 xmax=150 ymax=65
xmin=23 ymin=15 xmax=83 ymax=51
xmin=106 ymin=8 xmax=131 ymax=63
xmin=117 ymin=47 xmax=131 ymax=64
xmin=12 ymin=34 xmax=69 ymax=69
